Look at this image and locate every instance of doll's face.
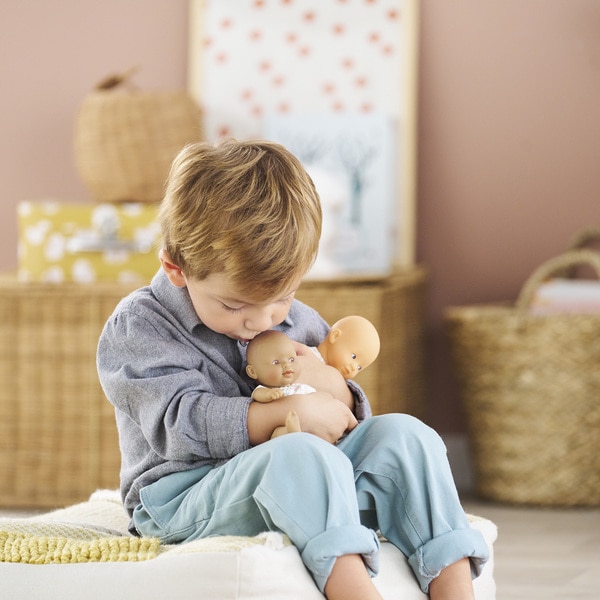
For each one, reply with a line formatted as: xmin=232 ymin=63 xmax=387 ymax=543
xmin=326 ymin=335 xmax=371 ymax=379
xmin=246 ymin=331 xmax=300 ymax=388
xmin=323 ymin=317 xmax=380 ymax=379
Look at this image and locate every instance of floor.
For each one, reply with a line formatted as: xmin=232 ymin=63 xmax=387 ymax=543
xmin=1 ymin=499 xmax=599 ymax=599
xmin=462 ymin=497 xmax=600 ymax=600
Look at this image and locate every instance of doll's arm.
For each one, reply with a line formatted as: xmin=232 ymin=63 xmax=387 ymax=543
xmin=251 ymin=386 xmax=285 ymax=403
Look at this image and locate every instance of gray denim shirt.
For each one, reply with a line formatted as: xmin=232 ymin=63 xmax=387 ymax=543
xmin=97 ymin=269 xmax=372 ymax=516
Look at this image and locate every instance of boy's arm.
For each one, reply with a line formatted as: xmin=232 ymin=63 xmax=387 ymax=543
xmin=98 ymin=311 xmax=253 ymax=462
xmin=247 ymin=391 xmax=358 ymax=445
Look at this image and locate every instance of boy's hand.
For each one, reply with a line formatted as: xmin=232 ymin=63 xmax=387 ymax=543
xmin=290 ymin=392 xmax=358 ymax=444
xmin=293 ymin=342 xmax=355 ymax=410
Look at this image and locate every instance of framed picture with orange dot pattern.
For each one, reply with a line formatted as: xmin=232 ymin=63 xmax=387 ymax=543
xmin=189 ymin=0 xmax=418 ymax=276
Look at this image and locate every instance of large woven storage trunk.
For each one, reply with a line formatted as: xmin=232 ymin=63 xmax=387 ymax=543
xmin=445 ymin=250 xmax=600 ymax=506
xmin=0 ymin=277 xmax=137 ymax=508
xmin=0 ymin=267 xmax=427 ymax=508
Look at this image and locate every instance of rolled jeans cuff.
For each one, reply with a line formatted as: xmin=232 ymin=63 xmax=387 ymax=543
xmin=407 ymin=527 xmax=490 ymax=593
xmin=301 ymin=525 xmax=380 ymax=593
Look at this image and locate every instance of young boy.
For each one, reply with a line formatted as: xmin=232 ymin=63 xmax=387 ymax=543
xmin=97 ymin=139 xmax=488 ymax=599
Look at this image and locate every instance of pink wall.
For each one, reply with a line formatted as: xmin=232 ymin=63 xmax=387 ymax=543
xmin=418 ymin=1 xmax=600 ymax=431
xmin=0 ymin=0 xmax=189 ymax=235
xmin=1 ymin=1 xmax=599 ymax=433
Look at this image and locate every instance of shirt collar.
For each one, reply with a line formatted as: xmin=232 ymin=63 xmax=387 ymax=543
xmin=151 ymin=268 xmax=202 ymax=334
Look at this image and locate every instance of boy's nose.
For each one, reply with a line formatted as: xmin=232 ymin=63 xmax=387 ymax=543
xmin=244 ymin=310 xmax=275 ymax=333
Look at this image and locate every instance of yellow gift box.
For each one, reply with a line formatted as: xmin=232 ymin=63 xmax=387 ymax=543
xmin=17 ymin=201 xmax=161 ymax=284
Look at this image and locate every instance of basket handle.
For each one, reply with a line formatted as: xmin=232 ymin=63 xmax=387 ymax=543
xmin=515 ymin=249 xmax=600 ymax=312
xmin=567 ymin=225 xmax=600 ymax=250
xmin=553 ymin=225 xmax=600 ymax=278
xmin=94 ymin=66 xmax=139 ymax=91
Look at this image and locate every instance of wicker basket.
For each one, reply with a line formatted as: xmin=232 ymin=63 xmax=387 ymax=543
xmin=297 ymin=267 xmax=428 ymax=418
xmin=0 ymin=277 xmax=138 ymax=508
xmin=445 ymin=250 xmax=600 ymax=506
xmin=74 ymin=70 xmax=202 ymax=204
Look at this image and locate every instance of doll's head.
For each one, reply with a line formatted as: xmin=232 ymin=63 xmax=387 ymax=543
xmin=245 ymin=330 xmax=301 ymax=388
xmin=317 ymin=315 xmax=380 ymax=380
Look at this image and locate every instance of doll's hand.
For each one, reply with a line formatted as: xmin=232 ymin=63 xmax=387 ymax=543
xmin=293 ymin=342 xmax=355 ymax=410
xmin=251 ymin=387 xmax=285 ymax=403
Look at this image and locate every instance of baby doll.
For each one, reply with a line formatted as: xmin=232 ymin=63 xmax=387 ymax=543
xmin=314 ymin=315 xmax=380 ymax=380
xmin=245 ymin=316 xmax=380 ymax=438
xmin=245 ymin=329 xmax=315 ymax=437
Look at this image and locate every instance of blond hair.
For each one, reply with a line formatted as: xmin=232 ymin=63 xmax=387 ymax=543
xmin=159 ymin=139 xmax=322 ymax=300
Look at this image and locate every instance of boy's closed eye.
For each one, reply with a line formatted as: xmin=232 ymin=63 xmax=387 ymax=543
xmin=222 ymin=303 xmax=244 ymax=313
xmin=221 ymin=293 xmax=293 ymax=314
xmin=278 ymin=293 xmax=295 ymax=305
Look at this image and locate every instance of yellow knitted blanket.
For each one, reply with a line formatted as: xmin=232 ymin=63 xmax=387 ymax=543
xmin=0 ymin=527 xmax=289 ymax=565
xmin=0 ymin=530 xmax=161 ymax=564
xmin=0 ymin=504 xmax=161 ymax=564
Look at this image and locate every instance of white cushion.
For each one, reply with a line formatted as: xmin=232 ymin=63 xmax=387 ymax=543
xmin=0 ymin=490 xmax=497 ymax=600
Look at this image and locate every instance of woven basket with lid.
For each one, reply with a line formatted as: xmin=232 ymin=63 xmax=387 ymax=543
xmin=74 ymin=69 xmax=202 ymax=204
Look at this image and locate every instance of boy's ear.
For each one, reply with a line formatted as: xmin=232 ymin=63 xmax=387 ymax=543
xmin=159 ymin=249 xmax=187 ymax=288
xmin=246 ymin=364 xmax=258 ymax=380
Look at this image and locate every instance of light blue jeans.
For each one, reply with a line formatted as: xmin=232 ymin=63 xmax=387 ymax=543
xmin=133 ymin=414 xmax=489 ymax=593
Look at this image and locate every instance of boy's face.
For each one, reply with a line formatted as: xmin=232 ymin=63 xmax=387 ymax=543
xmin=183 ymin=272 xmax=300 ymax=342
